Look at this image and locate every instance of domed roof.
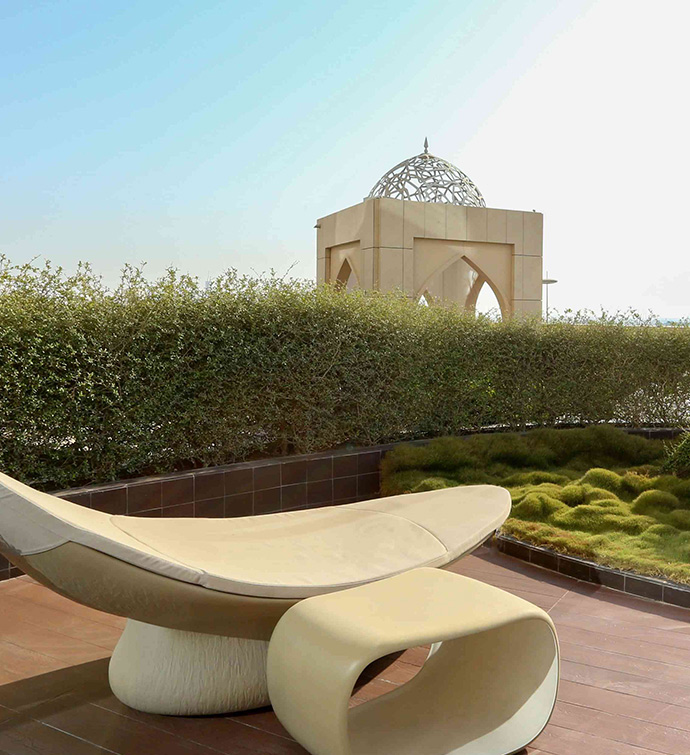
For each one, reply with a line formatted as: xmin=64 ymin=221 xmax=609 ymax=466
xmin=368 ymin=139 xmax=485 ymax=207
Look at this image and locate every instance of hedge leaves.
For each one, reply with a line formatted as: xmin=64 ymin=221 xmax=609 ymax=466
xmin=1 ymin=256 xmax=689 ymax=489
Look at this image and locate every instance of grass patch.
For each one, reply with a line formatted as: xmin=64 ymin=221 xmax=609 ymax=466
xmin=382 ymin=426 xmax=690 ymax=584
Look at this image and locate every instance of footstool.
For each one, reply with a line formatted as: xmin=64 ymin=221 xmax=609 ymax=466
xmin=267 ymin=567 xmax=559 ymax=755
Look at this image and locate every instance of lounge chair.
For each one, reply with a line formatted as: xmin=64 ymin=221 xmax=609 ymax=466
xmin=0 ymin=471 xmax=510 ymax=715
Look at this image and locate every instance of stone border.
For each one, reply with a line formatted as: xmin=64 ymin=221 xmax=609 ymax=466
xmin=495 ymin=534 xmax=690 ymax=609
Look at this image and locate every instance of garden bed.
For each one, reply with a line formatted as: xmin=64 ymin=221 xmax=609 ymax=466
xmin=381 ymin=426 xmax=690 ymax=585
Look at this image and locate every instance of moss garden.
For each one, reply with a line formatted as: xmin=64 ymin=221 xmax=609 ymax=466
xmin=381 ymin=426 xmax=690 ymax=585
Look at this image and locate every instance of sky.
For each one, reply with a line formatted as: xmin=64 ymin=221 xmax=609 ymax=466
xmin=2 ymin=0 xmax=689 ymax=317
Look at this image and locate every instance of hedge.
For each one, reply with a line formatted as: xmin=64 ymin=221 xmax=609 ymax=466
xmin=1 ymin=256 xmax=690 ymax=489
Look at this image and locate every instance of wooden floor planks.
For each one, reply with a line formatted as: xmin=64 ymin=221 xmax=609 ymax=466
xmin=0 ymin=546 xmax=687 ymax=754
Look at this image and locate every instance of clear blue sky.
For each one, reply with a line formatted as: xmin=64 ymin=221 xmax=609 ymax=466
xmin=2 ymin=1 xmax=689 ymax=315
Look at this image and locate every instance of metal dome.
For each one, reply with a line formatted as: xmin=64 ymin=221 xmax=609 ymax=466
xmin=368 ymin=138 xmax=486 ymax=207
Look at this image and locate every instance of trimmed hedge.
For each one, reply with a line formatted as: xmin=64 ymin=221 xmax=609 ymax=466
xmin=1 ymin=256 xmax=690 ymax=489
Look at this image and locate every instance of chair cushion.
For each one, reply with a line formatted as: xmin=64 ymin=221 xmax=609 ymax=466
xmin=0 ymin=471 xmax=510 ymax=599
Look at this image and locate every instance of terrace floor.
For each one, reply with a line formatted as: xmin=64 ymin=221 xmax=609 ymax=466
xmin=0 ymin=547 xmax=688 ymax=754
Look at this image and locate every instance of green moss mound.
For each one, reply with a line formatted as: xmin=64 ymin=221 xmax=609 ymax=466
xmin=631 ymin=490 xmax=682 ymax=515
xmin=580 ymin=468 xmax=623 ymax=494
xmin=382 ymin=427 xmax=690 ymax=584
xmin=512 ymin=493 xmax=568 ymax=521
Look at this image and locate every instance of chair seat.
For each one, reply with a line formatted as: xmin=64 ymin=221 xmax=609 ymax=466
xmin=0 ymin=471 xmax=509 ymax=599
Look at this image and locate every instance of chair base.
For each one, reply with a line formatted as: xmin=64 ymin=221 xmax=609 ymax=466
xmin=109 ymin=619 xmax=270 ymax=715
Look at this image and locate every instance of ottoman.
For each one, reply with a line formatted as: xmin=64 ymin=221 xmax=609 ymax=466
xmin=267 ymin=567 xmax=559 ymax=755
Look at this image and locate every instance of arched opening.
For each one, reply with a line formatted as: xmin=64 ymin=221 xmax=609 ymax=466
xmin=460 ymin=256 xmax=508 ymax=320
xmin=335 ymin=259 xmax=357 ymax=291
xmin=474 ymin=281 xmax=503 ymax=320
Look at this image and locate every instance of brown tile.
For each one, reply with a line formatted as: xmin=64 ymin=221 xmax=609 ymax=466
xmin=0 ymin=715 xmax=110 ymax=755
xmin=1 ymin=581 xmax=125 ymax=630
xmin=195 ymin=498 xmax=224 ymax=518
xmin=60 ymin=491 xmax=92 ymax=507
xmin=307 ymin=479 xmax=333 ymax=505
xmin=162 ymin=502 xmax=194 ymax=517
xmin=307 ymin=457 xmax=332 ymax=482
xmin=333 ymin=496 xmax=359 ymax=506
xmin=194 ymin=471 xmax=224 ymax=501
xmin=132 ymin=508 xmax=162 ymax=517
xmin=529 ymin=546 xmax=559 ymax=572
xmin=0 ymin=638 xmax=69 ymax=682
xmin=90 ymin=487 xmax=126 ymax=514
xmin=225 ymin=492 xmax=253 ymax=517
xmin=254 ymin=464 xmax=280 ymax=491
xmin=97 ymin=695 xmax=306 ymax=752
xmin=254 ymin=487 xmax=281 ymax=515
xmin=0 ymin=553 xmax=9 ymax=570
xmin=127 ymin=481 xmax=161 ymax=513
xmin=0 ymin=593 xmax=124 ymax=648
xmin=357 ymin=451 xmax=381 ymax=474
xmin=625 ymin=575 xmax=664 ymax=602
xmin=333 ymin=454 xmax=358 ymax=478
xmin=593 ymin=568 xmax=625 ymax=592
xmin=0 ymin=615 xmax=111 ymax=665
xmin=161 ymin=476 xmax=194 ymax=507
xmin=557 ymin=556 xmax=592 ymax=582
xmin=97 ymin=694 xmax=307 ymax=753
xmin=357 ymin=472 xmax=380 ymax=498
xmin=664 ymin=585 xmax=690 ymax=609
xmin=281 ymin=459 xmax=307 ymax=485
xmin=281 ymin=483 xmax=307 ymax=510
xmin=0 ymin=657 xmax=111 ymax=710
xmin=38 ymin=701 xmax=222 ymax=755
xmin=9 ymin=566 xmax=24 ymax=578
xmin=333 ymin=476 xmax=357 ymax=501
xmin=224 ymin=467 xmax=253 ymax=495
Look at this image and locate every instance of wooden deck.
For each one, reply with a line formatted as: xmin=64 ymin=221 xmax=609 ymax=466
xmin=0 ymin=546 xmax=688 ymax=754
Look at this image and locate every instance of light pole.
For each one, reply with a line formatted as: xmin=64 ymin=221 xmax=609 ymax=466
xmin=542 ymin=274 xmax=558 ymax=322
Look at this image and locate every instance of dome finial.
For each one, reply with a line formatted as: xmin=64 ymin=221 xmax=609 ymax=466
xmin=367 ymin=144 xmax=486 ymax=207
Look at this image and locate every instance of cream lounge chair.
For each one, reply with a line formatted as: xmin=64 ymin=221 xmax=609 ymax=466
xmin=0 ymin=471 xmax=510 ymax=715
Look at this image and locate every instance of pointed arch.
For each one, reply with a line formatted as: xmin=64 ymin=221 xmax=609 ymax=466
xmin=465 ymin=273 xmax=485 ymax=312
xmin=418 ymin=290 xmax=435 ymax=307
xmin=334 ymin=258 xmax=359 ymax=290
xmin=415 ymin=252 xmax=465 ymax=299
xmin=459 ymin=256 xmax=508 ymax=319
xmin=415 ymin=252 xmax=509 ymax=318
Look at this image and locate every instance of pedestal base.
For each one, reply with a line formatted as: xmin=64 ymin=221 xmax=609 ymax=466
xmin=109 ymin=620 xmax=270 ymax=715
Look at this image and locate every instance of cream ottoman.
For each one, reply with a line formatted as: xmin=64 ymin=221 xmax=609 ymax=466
xmin=267 ymin=567 xmax=559 ymax=755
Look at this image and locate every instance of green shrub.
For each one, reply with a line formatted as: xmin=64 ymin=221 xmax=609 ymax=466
xmin=663 ymin=431 xmax=690 ymax=478
xmin=1 ymin=256 xmax=689 ymax=489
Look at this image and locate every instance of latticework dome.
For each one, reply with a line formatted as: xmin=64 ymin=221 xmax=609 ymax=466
xmin=368 ymin=139 xmax=485 ymax=207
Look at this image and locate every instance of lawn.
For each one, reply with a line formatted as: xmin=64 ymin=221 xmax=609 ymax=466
xmin=381 ymin=426 xmax=690 ymax=585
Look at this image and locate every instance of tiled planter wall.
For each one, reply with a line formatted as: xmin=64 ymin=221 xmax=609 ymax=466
xmin=1 ymin=426 xmax=684 ymax=584
xmin=496 ymin=535 xmax=690 ymax=609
